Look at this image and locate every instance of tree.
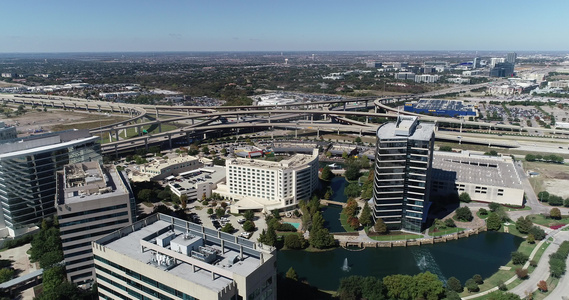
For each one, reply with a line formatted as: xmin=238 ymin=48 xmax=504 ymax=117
xmin=344 ymin=183 xmax=362 ymax=198
xmin=180 ymin=194 xmax=188 ymax=210
xmin=515 ymin=268 xmax=528 ymax=279
xmin=486 ymin=213 xmax=502 ymax=231
xmin=207 ymin=208 xmax=213 ymax=215
xmin=284 ymin=234 xmax=307 ymax=249
xmin=446 ymin=276 xmax=463 ymax=293
xmin=550 ymin=207 xmax=561 ymax=219
xmin=242 ymin=220 xmax=255 ymax=232
xmin=511 ymin=251 xmax=529 ymax=265
xmin=444 ymin=218 xmax=456 ymax=228
xmin=529 ymin=226 xmax=546 ymax=240
xmin=459 ymin=192 xmax=471 ymax=203
xmin=439 ymin=145 xmax=453 ymax=152
xmin=465 ymin=278 xmax=479 ymax=292
xmin=479 ymin=208 xmax=488 ymax=216
xmin=344 ymin=165 xmax=360 ymax=181
xmin=412 ymin=271 xmax=445 ymax=300
xmin=537 ymin=191 xmax=550 ymax=202
xmin=216 ymin=208 xmax=225 ymax=218
xmin=383 ymin=274 xmax=414 ymax=300
xmin=321 ymin=166 xmax=334 ymax=181
xmin=526 ymin=234 xmax=535 ymax=244
xmin=549 ymin=195 xmax=563 ymax=206
xmin=489 ymin=202 xmax=501 ymax=212
xmin=374 ymin=218 xmax=387 ymax=234
xmin=243 ymin=210 xmax=255 ymax=221
xmin=348 ymin=216 xmax=360 ymax=230
xmin=525 ymin=154 xmax=536 ymax=161
xmin=286 ymin=267 xmax=298 ymax=281
xmin=515 ymin=216 xmax=533 ymax=234
xmin=137 ymin=189 xmax=153 ymax=202
xmin=564 ymin=198 xmax=569 ymax=208
xmin=0 ymin=268 xmax=14 ymax=284
xmin=472 ymin=274 xmax=484 ymax=285
xmin=359 ymin=202 xmax=373 ymax=228
xmin=537 ymin=280 xmax=548 ymax=292
xmin=337 ymin=276 xmax=363 ymax=300
xmin=342 ymin=151 xmax=349 ymax=159
xmin=221 ymin=223 xmax=234 ymax=233
xmin=455 ymin=206 xmax=473 ymax=222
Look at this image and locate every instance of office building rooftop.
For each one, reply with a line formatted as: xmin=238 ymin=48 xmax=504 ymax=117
xmin=377 ymin=116 xmax=434 ymax=141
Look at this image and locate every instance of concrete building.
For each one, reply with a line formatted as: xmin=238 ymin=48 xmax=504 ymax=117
xmin=92 ymin=213 xmax=276 ymax=300
xmin=414 ymin=74 xmax=440 ymax=83
xmin=0 ymin=122 xmax=17 ymax=141
xmin=430 ymin=151 xmax=524 ymax=206
xmin=548 ymin=80 xmax=569 ymax=88
xmin=134 ymin=154 xmax=203 ymax=181
xmin=168 ymin=166 xmax=226 ymax=201
xmin=371 ymin=116 xmax=435 ymax=233
xmin=0 ymin=130 xmax=101 ymax=237
xmin=490 ymin=58 xmax=506 ymax=68
xmin=217 ymin=149 xmax=319 ymax=213
xmin=366 ymin=61 xmax=382 ymax=68
xmin=507 ymin=52 xmax=517 ymax=65
xmin=404 ymin=99 xmax=477 ymax=118
xmin=56 ymin=162 xmax=135 ymax=284
xmin=489 ymin=62 xmax=515 ymax=77
xmin=394 ymin=72 xmax=416 ymax=80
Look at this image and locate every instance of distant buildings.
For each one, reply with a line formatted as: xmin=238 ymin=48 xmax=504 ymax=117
xmin=216 ymin=149 xmax=319 ymax=213
xmin=414 ymin=74 xmax=440 ymax=83
xmin=0 ymin=122 xmax=17 ymax=141
xmin=371 ymin=116 xmax=435 ymax=233
xmin=0 ymin=130 xmax=101 ymax=237
xmin=404 ymin=99 xmax=477 ymax=118
xmin=431 ymin=151 xmax=524 ymax=206
xmin=167 ymin=166 xmax=226 ymax=202
xmin=394 ymin=72 xmax=416 ymax=80
xmin=56 ymin=162 xmax=135 ymax=284
xmin=489 ymin=62 xmax=515 ymax=77
xmin=365 ymin=61 xmax=382 ymax=68
xmin=506 ymin=52 xmax=517 ymax=64
xmin=93 ymin=213 xmax=276 ymax=300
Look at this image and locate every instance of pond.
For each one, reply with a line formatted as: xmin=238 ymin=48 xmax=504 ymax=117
xmin=277 ymin=231 xmax=523 ymax=291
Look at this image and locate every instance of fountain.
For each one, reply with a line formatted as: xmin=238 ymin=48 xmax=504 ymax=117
xmin=417 ymin=256 xmax=427 ymax=269
xmin=341 ymin=258 xmax=350 ymax=272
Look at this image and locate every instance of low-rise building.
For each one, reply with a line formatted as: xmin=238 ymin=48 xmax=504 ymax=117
xmin=394 ymin=72 xmax=415 ymax=80
xmin=133 ymin=154 xmax=203 ymax=181
xmin=93 ymin=213 xmax=276 ymax=300
xmin=168 ymin=166 xmax=226 ymax=201
xmin=56 ymin=162 xmax=135 ymax=284
xmin=0 ymin=122 xmax=17 ymax=141
xmin=430 ymin=151 xmax=524 ymax=206
xmin=414 ymin=74 xmax=440 ymax=83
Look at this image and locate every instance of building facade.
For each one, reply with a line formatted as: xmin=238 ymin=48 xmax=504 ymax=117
xmin=371 ymin=116 xmax=435 ymax=233
xmin=56 ymin=162 xmax=135 ymax=284
xmin=221 ymin=149 xmax=319 ymax=212
xmin=0 ymin=130 xmax=101 ymax=237
xmin=93 ymin=213 xmax=276 ymax=300
xmin=135 ymin=154 xmax=202 ymax=181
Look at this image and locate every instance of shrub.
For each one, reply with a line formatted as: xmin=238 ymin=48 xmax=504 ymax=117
xmin=496 ymin=280 xmax=507 ymax=291
xmin=465 ymin=278 xmax=479 ymax=292
xmin=486 ymin=213 xmax=502 ymax=231
xmin=550 ymin=207 xmax=561 ymax=219
xmin=284 ymin=234 xmax=307 ymax=249
xmin=526 ymin=234 xmax=535 ymax=244
xmin=529 ymin=226 xmax=546 ymax=240
xmin=537 ymin=280 xmax=547 ymax=292
xmin=242 ymin=220 xmax=256 ymax=232
xmin=444 ymin=218 xmax=456 ymax=228
xmin=548 ymin=195 xmax=564 ymax=206
xmin=277 ymin=223 xmax=298 ymax=232
xmin=455 ymin=207 xmax=473 ymax=222
xmin=529 ymin=260 xmax=537 ymax=267
xmin=479 ymin=208 xmax=488 ymax=216
xmin=446 ymin=276 xmax=463 ymax=293
xmin=511 ymin=251 xmax=528 ymax=265
xmin=472 ymin=274 xmax=483 ymax=284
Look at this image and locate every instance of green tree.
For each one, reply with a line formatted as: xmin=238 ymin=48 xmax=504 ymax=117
xmin=355 ymin=137 xmax=362 ymax=144
xmin=137 ymin=189 xmax=153 ymax=202
xmin=344 ymin=182 xmax=362 ymax=198
xmin=465 ymin=278 xmax=479 ymax=292
xmin=549 ymin=195 xmax=564 ymax=206
xmin=459 ymin=192 xmax=471 ymax=203
xmin=221 ymin=223 xmax=234 ymax=233
xmin=486 ymin=213 xmax=502 ymax=231
xmin=439 ymin=145 xmax=453 ymax=152
xmin=0 ymin=268 xmax=14 ymax=284
xmin=309 ymin=226 xmax=335 ymax=249
xmin=515 ymin=216 xmax=533 ymax=234
xmin=284 ymin=234 xmax=307 ymax=249
xmin=342 ymin=151 xmax=349 ymax=159
xmin=374 ymin=218 xmax=388 ymax=234
xmin=529 ymin=226 xmax=546 ymax=240
xmin=321 ymin=166 xmax=334 ymax=181
xmin=243 ymin=210 xmax=255 ymax=221
xmin=551 ymin=207 xmax=561 ymax=219
xmin=344 ymin=165 xmax=360 ymax=181
xmin=359 ymin=202 xmax=373 ymax=228
xmin=526 ymin=233 xmax=535 ymax=244
xmin=525 ymin=154 xmax=536 ymax=161
xmin=207 ymin=208 xmax=213 ymax=215
xmin=286 ymin=267 xmax=298 ymax=281
xmin=479 ymin=208 xmax=488 ymax=215
xmin=383 ymin=274 xmax=414 ymax=300
xmin=537 ymin=191 xmax=550 ymax=202
xmin=489 ymin=202 xmax=501 ymax=212
xmin=216 ymin=208 xmax=225 ymax=218
xmin=444 ymin=218 xmax=456 ymax=228
xmin=511 ymin=251 xmax=529 ymax=265
xmin=455 ymin=206 xmax=473 ymax=222
xmin=472 ymin=274 xmax=483 ymax=284
xmin=412 ymin=272 xmax=445 ymax=300
xmin=446 ymin=276 xmax=463 ymax=293
xmin=242 ymin=220 xmax=256 ymax=232
xmin=180 ymin=194 xmax=188 ymax=210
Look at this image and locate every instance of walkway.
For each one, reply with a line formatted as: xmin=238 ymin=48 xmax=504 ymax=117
xmin=463 ymin=224 xmax=569 ymax=299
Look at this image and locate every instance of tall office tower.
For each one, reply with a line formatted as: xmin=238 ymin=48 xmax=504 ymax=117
xmin=489 ymin=62 xmax=515 ymax=77
xmin=56 ymin=162 xmax=135 ymax=284
xmin=0 ymin=130 xmax=100 ymax=237
xmin=472 ymin=57 xmax=479 ymax=69
xmin=93 ymin=213 xmax=276 ymax=300
xmin=371 ymin=116 xmax=435 ymax=233
xmin=507 ymin=52 xmax=517 ymax=65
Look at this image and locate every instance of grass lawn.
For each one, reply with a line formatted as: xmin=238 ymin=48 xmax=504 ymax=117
xmin=532 ymin=276 xmax=559 ymax=300
xmin=505 ymin=205 xmax=531 ymax=211
xmin=527 ymin=214 xmax=569 ymax=227
xmin=428 ymin=226 xmax=465 ymax=237
xmin=502 ymin=224 xmax=524 ymax=238
xmin=368 ymin=232 xmax=424 ymax=241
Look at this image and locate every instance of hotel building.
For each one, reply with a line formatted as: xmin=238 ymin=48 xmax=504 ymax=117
xmin=371 ymin=116 xmax=435 ymax=233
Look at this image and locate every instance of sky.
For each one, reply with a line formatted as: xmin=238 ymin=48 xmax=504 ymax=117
xmin=1 ymin=0 xmax=568 ymax=53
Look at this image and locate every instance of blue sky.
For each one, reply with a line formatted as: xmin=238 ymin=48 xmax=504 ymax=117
xmin=1 ymin=0 xmax=568 ymax=53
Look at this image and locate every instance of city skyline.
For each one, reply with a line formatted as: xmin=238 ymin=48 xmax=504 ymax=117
xmin=1 ymin=0 xmax=569 ymax=53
